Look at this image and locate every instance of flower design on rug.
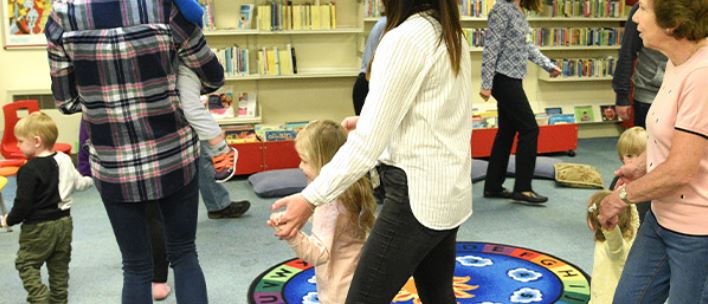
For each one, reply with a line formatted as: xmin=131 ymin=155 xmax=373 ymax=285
xmin=302 ymin=292 xmax=320 ymax=304
xmin=478 ymin=302 xmax=503 ymax=304
xmin=456 ymin=255 xmax=493 ymax=267
xmin=393 ymin=276 xmax=479 ymax=304
xmin=308 ymin=275 xmax=317 ymax=285
xmin=510 ymin=287 xmax=543 ymax=303
xmin=507 ymin=268 xmax=543 ymax=283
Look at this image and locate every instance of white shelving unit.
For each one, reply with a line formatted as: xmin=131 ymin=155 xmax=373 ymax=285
xmin=538 ymin=75 xmax=613 ymax=82
xmin=204 ymin=28 xmax=363 ymax=37
xmin=224 ymin=69 xmax=360 ymax=81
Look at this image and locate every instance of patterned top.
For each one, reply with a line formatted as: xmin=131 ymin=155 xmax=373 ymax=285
xmin=45 ymin=0 xmax=224 ymax=203
xmin=482 ymin=0 xmax=555 ymax=89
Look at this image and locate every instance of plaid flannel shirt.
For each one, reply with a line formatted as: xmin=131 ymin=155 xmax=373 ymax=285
xmin=45 ymin=0 xmax=224 ymax=203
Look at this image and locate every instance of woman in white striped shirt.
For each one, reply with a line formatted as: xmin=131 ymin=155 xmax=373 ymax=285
xmin=269 ymin=0 xmax=473 ymax=302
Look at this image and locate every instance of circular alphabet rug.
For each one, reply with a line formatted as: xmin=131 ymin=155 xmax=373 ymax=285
xmin=249 ymin=242 xmax=590 ymax=304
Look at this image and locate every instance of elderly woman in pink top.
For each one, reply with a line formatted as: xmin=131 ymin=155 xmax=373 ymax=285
xmin=598 ymin=0 xmax=708 ymax=302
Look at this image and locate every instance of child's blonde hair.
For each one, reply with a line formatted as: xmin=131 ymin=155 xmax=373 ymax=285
xmin=616 ymin=127 xmax=647 ymax=160
xmin=587 ymin=190 xmax=635 ymax=241
xmin=295 ymin=120 xmax=376 ymax=239
xmin=14 ymin=112 xmax=58 ymax=148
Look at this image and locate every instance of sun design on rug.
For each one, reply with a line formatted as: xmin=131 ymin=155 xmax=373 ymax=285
xmin=392 ymin=276 xmax=478 ymax=304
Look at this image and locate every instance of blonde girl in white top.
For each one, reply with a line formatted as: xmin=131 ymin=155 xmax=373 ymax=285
xmin=587 ymin=190 xmax=639 ymax=304
xmin=269 ymin=0 xmax=473 ymax=302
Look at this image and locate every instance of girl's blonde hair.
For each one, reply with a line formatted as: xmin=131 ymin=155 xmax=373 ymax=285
xmin=295 ymin=120 xmax=377 ymax=239
xmin=14 ymin=112 xmax=58 ymax=148
xmin=586 ymin=190 xmax=635 ymax=241
xmin=616 ymin=126 xmax=647 ymax=160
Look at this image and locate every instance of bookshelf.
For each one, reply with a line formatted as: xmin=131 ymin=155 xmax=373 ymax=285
xmin=538 ymin=75 xmax=613 ymax=82
xmin=203 ymin=0 xmax=362 ymax=126
xmin=224 ymin=69 xmax=360 ymax=81
xmin=204 ymin=28 xmax=363 ymax=37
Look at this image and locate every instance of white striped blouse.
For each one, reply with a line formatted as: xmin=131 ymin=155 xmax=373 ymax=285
xmin=302 ymin=12 xmax=473 ymax=230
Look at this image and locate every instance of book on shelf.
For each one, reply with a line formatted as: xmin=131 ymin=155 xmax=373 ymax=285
xmin=238 ymin=4 xmax=255 ymax=29
xmin=530 ymin=0 xmax=627 ymax=18
xmin=545 ymin=107 xmax=563 ymax=115
xmin=535 ymin=113 xmax=549 ymax=126
xmin=283 ymin=121 xmax=309 ymax=133
xmin=201 ymin=0 xmax=216 ymax=31
xmin=256 ymin=2 xmax=336 ymax=31
xmin=205 ymin=88 xmax=235 ymax=120
xmin=574 ymin=105 xmax=595 ymax=122
xmin=548 ymin=114 xmax=576 ymax=125
xmin=600 ymin=104 xmax=619 ymax=121
xmin=550 ymin=56 xmax=616 ymax=78
xmin=257 ymin=45 xmax=296 ymax=76
xmin=237 ymin=92 xmax=257 ymax=118
xmin=531 ymin=27 xmax=624 ymax=47
xmin=212 ymin=46 xmax=249 ymax=76
xmin=224 ymin=124 xmax=259 ymax=144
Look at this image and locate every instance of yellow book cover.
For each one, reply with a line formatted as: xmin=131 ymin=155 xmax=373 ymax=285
xmin=311 ymin=4 xmax=321 ymax=29
xmin=279 ymin=49 xmax=293 ymax=75
xmin=320 ymin=5 xmax=330 ymax=29
xmin=329 ymin=3 xmax=336 ymax=29
xmin=266 ymin=48 xmax=278 ymax=75
xmin=259 ymin=5 xmax=272 ymax=31
xmin=293 ymin=5 xmax=302 ymax=30
xmin=257 ymin=50 xmax=265 ymax=75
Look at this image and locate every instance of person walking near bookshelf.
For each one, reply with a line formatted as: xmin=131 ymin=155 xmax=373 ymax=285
xmin=352 ymin=16 xmax=387 ymax=115
xmin=270 ymin=0 xmax=473 ymax=302
xmin=172 ymin=0 xmax=252 ymax=218
xmin=598 ymin=0 xmax=708 ymax=302
xmin=612 ymin=3 xmax=668 ymax=128
xmin=612 ymin=3 xmax=667 ymax=127
xmin=45 ymin=1 xmax=222 ymax=302
xmin=480 ymin=0 xmax=561 ymax=204
xmin=173 ymin=0 xmax=238 ymax=183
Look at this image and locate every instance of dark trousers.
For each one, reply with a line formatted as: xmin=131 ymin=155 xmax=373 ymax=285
xmin=484 ymin=73 xmax=539 ymax=193
xmin=102 ymin=176 xmax=207 ymax=304
xmin=146 ymin=203 xmax=169 ymax=283
xmin=346 ymin=165 xmax=459 ymax=304
xmin=352 ymin=72 xmax=369 ymax=115
xmin=633 ymin=99 xmax=651 ymax=128
xmin=16 ymin=217 xmax=72 ymax=304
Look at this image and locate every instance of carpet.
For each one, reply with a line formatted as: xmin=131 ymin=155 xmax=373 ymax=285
xmin=249 ymin=242 xmax=590 ymax=304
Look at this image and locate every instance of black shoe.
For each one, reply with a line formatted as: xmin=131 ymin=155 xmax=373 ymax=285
xmin=512 ymin=191 xmax=548 ymax=204
xmin=483 ymin=187 xmax=514 ymax=199
xmin=208 ymin=201 xmax=251 ymax=219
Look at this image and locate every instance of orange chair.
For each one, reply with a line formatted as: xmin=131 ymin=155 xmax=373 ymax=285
xmin=1 ymin=100 xmax=72 ymax=159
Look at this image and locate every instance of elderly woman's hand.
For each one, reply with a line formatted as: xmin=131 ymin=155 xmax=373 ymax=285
xmin=598 ymin=190 xmax=628 ymax=229
xmin=615 ymin=153 xmax=647 ymax=187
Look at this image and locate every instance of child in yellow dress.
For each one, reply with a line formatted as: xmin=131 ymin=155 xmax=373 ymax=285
xmin=269 ymin=120 xmax=376 ymax=304
xmin=587 ymin=190 xmax=639 ymax=304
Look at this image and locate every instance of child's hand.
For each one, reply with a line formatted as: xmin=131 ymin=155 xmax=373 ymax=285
xmin=267 ymin=212 xmax=298 ymax=241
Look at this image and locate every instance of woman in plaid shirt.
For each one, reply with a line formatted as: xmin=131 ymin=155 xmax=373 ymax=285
xmin=45 ymin=1 xmax=224 ymax=303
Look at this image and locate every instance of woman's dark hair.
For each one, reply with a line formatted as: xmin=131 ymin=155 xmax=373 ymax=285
xmin=382 ymin=0 xmax=463 ymax=75
xmin=653 ymin=0 xmax=707 ymax=41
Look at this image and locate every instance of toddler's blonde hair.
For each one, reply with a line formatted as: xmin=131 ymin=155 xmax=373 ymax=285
xmin=14 ymin=112 xmax=58 ymax=148
xmin=587 ymin=190 xmax=635 ymax=241
xmin=295 ymin=120 xmax=376 ymax=239
xmin=616 ymin=126 xmax=647 ymax=160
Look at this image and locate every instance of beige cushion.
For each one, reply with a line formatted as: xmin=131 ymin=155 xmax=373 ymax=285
xmin=554 ymin=162 xmax=604 ymax=189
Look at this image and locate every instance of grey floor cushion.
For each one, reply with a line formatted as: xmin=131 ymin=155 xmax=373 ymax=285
xmin=472 ymin=159 xmax=489 ymax=183
xmin=506 ymin=155 xmax=561 ymax=179
xmin=248 ymin=168 xmax=308 ymax=198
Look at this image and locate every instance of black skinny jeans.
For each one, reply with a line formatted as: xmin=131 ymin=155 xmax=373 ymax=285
xmin=346 ymin=164 xmax=459 ymax=304
xmin=484 ymin=73 xmax=540 ymax=193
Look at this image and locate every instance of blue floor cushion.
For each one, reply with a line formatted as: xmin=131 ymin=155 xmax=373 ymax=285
xmin=248 ymin=168 xmax=308 ymax=198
